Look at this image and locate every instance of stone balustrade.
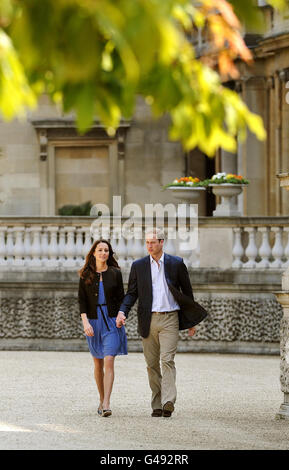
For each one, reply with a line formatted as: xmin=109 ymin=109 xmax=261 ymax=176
xmin=0 ymin=216 xmax=286 ymax=354
xmin=0 ymin=216 xmax=288 ymax=271
xmin=232 ymin=226 xmax=289 ymax=269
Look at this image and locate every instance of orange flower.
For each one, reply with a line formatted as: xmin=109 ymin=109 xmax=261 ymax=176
xmin=176 ymin=176 xmax=201 ymax=184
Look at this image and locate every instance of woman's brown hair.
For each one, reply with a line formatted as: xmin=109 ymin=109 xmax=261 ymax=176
xmin=78 ymin=239 xmax=119 ymax=285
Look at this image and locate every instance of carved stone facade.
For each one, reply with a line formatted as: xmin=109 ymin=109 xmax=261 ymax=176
xmin=0 ymin=96 xmax=185 ymax=216
xmin=0 ymin=269 xmax=283 ymax=353
xmin=190 ymin=6 xmax=289 ymax=217
xmin=280 ymin=316 xmax=289 ymax=392
xmin=0 ymin=8 xmax=289 ymax=219
xmin=0 ymin=294 xmax=282 ymax=342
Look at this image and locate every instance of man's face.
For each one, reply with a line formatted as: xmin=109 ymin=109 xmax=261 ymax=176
xmin=145 ymin=234 xmax=164 ymax=257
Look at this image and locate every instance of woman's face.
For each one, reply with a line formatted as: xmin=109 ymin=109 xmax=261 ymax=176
xmin=93 ymin=242 xmax=110 ymax=263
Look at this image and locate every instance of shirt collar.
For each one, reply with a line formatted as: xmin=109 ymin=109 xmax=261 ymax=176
xmin=150 ymin=253 xmax=164 ymax=264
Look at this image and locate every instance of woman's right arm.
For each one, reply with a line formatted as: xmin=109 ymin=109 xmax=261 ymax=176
xmin=78 ymin=278 xmax=94 ymax=336
xmin=81 ymin=313 xmax=94 ymax=337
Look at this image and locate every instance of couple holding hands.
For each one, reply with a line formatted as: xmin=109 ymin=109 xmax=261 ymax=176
xmin=78 ymin=228 xmax=207 ymax=418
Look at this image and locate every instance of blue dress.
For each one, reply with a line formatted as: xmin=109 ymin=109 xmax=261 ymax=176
xmin=85 ymin=281 xmax=128 ymax=359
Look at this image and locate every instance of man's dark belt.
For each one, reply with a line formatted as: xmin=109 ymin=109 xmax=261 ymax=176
xmin=152 ymin=310 xmax=178 ymax=315
xmin=96 ymin=303 xmax=110 ymax=330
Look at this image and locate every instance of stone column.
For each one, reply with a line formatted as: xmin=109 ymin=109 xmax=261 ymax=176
xmin=275 ymin=292 xmax=289 ymax=419
xmin=242 ymin=77 xmax=267 ymax=216
xmin=220 ymin=149 xmax=237 ymax=174
xmin=275 ymin=172 xmax=289 ymax=419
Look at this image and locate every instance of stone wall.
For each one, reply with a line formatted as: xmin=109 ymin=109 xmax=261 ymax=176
xmin=0 ymin=95 xmax=184 ymax=216
xmin=0 ymin=269 xmax=283 ymax=354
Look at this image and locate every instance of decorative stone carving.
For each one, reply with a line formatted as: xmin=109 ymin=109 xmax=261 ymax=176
xmin=117 ymin=128 xmax=126 ymax=160
xmin=265 ymin=76 xmax=274 ymax=90
xmin=274 ymin=170 xmax=289 ymax=419
xmin=0 ymin=295 xmax=283 ymax=344
xmin=280 ymin=316 xmax=289 ymax=393
xmin=39 ymin=130 xmax=48 ymax=161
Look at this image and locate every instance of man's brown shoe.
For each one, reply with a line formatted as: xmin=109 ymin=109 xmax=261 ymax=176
xmin=151 ymin=409 xmax=163 ymax=417
xmin=163 ymin=401 xmax=174 ymax=417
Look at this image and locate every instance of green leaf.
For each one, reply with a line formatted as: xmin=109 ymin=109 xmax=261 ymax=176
xmin=0 ymin=29 xmax=36 ymax=120
xmin=75 ymin=83 xmax=95 ymax=133
xmin=0 ymin=0 xmax=275 ymax=153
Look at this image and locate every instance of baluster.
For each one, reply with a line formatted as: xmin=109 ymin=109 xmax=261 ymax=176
xmin=243 ymin=227 xmax=257 ymax=268
xmin=0 ymin=226 xmax=8 ymax=266
xmin=112 ymin=216 xmax=122 ymax=239
xmin=111 ymin=217 xmax=121 ymax=257
xmin=58 ymin=228 xmax=66 ymax=268
xmin=12 ymin=226 xmax=25 ymax=268
xmin=116 ymin=236 xmax=127 ymax=269
xmin=27 ymin=226 xmax=42 ymax=268
xmin=178 ymin=228 xmax=199 ymax=267
xmin=142 ymin=225 xmax=147 ymax=257
xmin=101 ymin=222 xmax=111 ymax=242
xmin=165 ymin=227 xmax=176 ymax=255
xmin=141 ymin=224 xmax=147 ymax=256
xmin=232 ymin=227 xmax=244 ymax=268
xmin=46 ymin=226 xmax=60 ymax=269
xmin=126 ymin=237 xmax=134 ymax=266
xmin=23 ymin=227 xmax=32 ymax=264
xmin=177 ymin=230 xmax=190 ymax=267
xmin=283 ymin=227 xmax=289 ymax=268
xmin=63 ymin=227 xmax=76 ymax=269
xmin=191 ymin=230 xmax=200 ymax=267
xmin=130 ymin=222 xmax=143 ymax=261
xmin=6 ymin=228 xmax=14 ymax=266
xmin=122 ymin=222 xmax=134 ymax=266
xmin=91 ymin=225 xmax=101 ymax=241
xmin=75 ymin=228 xmax=84 ymax=266
xmin=111 ymin=225 xmax=120 ymax=264
xmin=178 ymin=204 xmax=197 ymax=256
xmin=131 ymin=231 xmax=143 ymax=261
xmin=82 ymin=228 xmax=92 ymax=259
xmin=270 ymin=227 xmax=284 ymax=268
xmin=40 ymin=227 xmax=49 ymax=268
xmin=257 ymin=227 xmax=271 ymax=268
xmin=142 ymin=237 xmax=147 ymax=257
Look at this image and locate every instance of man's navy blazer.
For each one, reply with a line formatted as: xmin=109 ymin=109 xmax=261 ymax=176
xmin=119 ymin=253 xmax=207 ymax=338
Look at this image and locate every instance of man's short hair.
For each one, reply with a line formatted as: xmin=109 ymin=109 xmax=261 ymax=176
xmin=145 ymin=227 xmax=165 ymax=241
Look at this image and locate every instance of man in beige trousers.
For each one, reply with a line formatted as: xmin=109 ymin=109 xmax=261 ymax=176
xmin=116 ymin=228 xmax=207 ymax=417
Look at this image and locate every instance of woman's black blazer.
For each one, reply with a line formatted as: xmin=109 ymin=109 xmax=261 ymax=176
xmin=78 ymin=266 xmax=124 ymax=319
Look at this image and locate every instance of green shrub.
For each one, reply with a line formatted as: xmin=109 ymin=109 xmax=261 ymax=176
xmin=58 ymin=201 xmax=92 ymax=216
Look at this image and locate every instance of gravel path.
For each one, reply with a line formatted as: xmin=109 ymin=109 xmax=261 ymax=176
xmin=0 ymin=351 xmax=288 ymax=450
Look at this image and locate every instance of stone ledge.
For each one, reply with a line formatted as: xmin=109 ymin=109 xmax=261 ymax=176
xmin=0 ymin=338 xmax=280 ymax=355
xmin=0 ymin=268 xmax=283 ymax=289
xmin=0 ymin=215 xmax=288 ymax=225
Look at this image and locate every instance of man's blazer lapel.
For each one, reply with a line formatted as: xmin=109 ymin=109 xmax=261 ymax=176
xmin=164 ymin=252 xmax=172 ymax=285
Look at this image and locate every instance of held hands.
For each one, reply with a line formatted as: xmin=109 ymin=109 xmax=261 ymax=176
xmin=188 ymin=327 xmax=196 ymax=337
xmin=116 ymin=311 xmax=126 ymax=328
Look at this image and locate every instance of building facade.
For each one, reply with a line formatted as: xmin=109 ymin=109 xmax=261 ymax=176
xmin=0 ymin=4 xmax=288 ymax=354
xmin=0 ymin=5 xmax=288 ymax=218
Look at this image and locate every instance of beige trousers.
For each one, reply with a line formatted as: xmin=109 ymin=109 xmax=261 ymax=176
xmin=142 ymin=311 xmax=179 ymax=410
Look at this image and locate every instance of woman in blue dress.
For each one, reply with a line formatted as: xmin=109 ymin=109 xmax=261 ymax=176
xmin=78 ymin=239 xmax=127 ymax=417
